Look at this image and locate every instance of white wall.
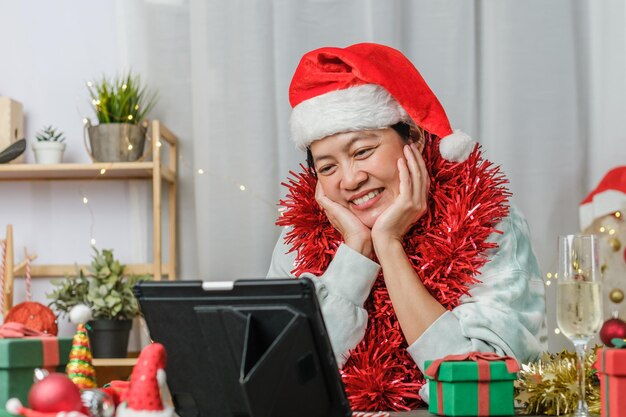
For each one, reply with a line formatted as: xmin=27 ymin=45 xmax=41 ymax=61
xmin=0 ymin=0 xmax=189 ymax=340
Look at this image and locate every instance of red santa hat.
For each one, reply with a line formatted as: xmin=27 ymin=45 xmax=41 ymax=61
xmin=5 ymin=399 xmax=88 ymax=417
xmin=289 ymin=42 xmax=476 ymax=162
xmin=115 ymin=343 xmax=176 ymax=417
xmin=579 ymin=166 xmax=626 ymax=231
xmin=5 ymin=373 xmax=88 ymax=417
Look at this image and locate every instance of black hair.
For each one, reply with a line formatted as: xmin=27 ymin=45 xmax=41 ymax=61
xmin=390 ymin=121 xmax=411 ymax=141
xmin=305 ymin=122 xmax=412 ymax=172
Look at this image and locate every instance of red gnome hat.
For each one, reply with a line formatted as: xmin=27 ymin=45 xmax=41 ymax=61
xmin=289 ymin=43 xmax=476 ymax=162
xmin=579 ymin=166 xmax=626 ymax=230
xmin=115 ymin=343 xmax=176 ymax=417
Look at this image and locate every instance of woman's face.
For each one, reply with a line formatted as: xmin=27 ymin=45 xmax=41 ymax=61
xmin=310 ymin=127 xmax=409 ymax=228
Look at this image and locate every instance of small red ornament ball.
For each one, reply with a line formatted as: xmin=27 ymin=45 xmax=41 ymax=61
xmin=599 ymin=317 xmax=626 ymax=347
xmin=28 ymin=373 xmax=84 ymax=412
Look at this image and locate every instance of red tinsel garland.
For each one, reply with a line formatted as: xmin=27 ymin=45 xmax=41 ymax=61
xmin=277 ymin=134 xmax=511 ymax=411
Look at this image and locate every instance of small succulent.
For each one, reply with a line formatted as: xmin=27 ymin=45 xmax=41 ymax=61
xmin=35 ymin=125 xmax=65 ymax=142
xmin=47 ymin=247 xmax=150 ymax=320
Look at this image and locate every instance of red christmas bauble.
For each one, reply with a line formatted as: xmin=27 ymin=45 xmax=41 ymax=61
xmin=28 ymin=373 xmax=84 ymax=413
xmin=599 ymin=317 xmax=626 ymax=347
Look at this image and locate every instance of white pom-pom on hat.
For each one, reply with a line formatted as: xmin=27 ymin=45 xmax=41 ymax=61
xmin=69 ymin=304 xmax=92 ymax=324
xmin=439 ymin=130 xmax=476 ymax=163
xmin=6 ymin=398 xmax=24 ymax=415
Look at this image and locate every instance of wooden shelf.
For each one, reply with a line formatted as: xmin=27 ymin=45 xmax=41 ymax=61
xmin=93 ymin=358 xmax=138 ymax=367
xmin=0 ymin=161 xmax=175 ymax=183
xmin=1 ymin=121 xmax=178 ymax=315
xmin=13 ymin=263 xmax=175 ymax=278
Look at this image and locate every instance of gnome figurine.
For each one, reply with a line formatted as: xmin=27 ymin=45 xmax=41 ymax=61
xmin=66 ymin=305 xmax=97 ymax=389
xmin=115 ymin=343 xmax=177 ymax=417
xmin=580 ymin=166 xmax=626 ymax=319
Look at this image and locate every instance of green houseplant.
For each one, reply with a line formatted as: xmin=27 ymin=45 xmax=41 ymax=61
xmin=47 ymin=247 xmax=150 ymax=358
xmin=32 ymin=125 xmax=66 ymax=164
xmin=85 ymin=72 xmax=158 ymax=162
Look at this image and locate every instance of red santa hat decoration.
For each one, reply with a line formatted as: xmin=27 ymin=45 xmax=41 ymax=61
xmin=5 ymin=373 xmax=89 ymax=417
xmin=289 ymin=42 xmax=476 ymax=162
xmin=115 ymin=343 xmax=176 ymax=417
xmin=579 ymin=166 xmax=626 ymax=231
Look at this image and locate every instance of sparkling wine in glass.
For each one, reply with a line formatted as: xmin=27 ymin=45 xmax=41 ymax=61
xmin=556 ymin=234 xmax=603 ymax=417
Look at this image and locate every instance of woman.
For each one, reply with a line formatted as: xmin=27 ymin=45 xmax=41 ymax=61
xmin=268 ymin=43 xmax=546 ymax=411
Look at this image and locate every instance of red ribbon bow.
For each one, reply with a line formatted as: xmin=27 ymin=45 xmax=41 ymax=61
xmin=0 ymin=321 xmax=53 ymax=338
xmin=425 ymin=352 xmax=519 ymax=416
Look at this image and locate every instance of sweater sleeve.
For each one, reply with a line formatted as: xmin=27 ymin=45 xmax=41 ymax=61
xmin=267 ymin=227 xmax=381 ymax=368
xmin=406 ymin=206 xmax=547 ymax=401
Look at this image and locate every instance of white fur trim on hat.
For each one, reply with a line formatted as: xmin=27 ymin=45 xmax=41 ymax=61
xmin=579 ymin=189 xmax=626 ymax=231
xmin=289 ymin=84 xmax=409 ymax=150
xmin=439 ymin=130 xmax=476 ymax=163
xmin=115 ymin=403 xmax=177 ymax=417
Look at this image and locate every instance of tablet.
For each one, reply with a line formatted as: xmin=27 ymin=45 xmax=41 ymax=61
xmin=134 ymin=278 xmax=351 ymax=417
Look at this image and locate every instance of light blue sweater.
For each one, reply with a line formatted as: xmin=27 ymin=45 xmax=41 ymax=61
xmin=267 ymin=205 xmax=547 ymax=402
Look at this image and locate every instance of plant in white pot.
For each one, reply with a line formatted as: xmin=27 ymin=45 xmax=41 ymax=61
xmin=85 ymin=72 xmax=158 ymax=162
xmin=32 ymin=125 xmax=66 ymax=164
xmin=47 ymin=247 xmax=150 ymax=358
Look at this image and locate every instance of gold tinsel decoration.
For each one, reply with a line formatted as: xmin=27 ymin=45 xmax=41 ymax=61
xmin=515 ymin=349 xmax=600 ymax=415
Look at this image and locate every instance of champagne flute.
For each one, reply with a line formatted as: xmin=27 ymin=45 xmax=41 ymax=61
xmin=556 ymin=234 xmax=603 ymax=417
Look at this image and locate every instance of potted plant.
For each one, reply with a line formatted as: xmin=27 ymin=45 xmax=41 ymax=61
xmin=47 ymin=247 xmax=150 ymax=358
xmin=85 ymin=72 xmax=158 ymax=162
xmin=32 ymin=125 xmax=66 ymax=164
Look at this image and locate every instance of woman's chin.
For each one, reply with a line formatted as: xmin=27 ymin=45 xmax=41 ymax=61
xmin=355 ymin=213 xmax=378 ymax=229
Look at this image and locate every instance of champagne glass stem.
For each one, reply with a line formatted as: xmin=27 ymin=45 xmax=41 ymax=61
xmin=573 ymin=340 xmax=588 ymax=415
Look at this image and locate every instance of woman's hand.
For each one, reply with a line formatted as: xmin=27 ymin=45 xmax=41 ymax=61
xmin=315 ymin=182 xmax=373 ymax=258
xmin=371 ymin=142 xmax=429 ymax=247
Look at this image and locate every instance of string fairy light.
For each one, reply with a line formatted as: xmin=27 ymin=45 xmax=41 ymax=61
xmin=76 ymin=161 xmax=117 ymax=247
xmin=80 ymin=189 xmax=97 ymax=246
xmin=177 ymin=152 xmax=277 ymax=210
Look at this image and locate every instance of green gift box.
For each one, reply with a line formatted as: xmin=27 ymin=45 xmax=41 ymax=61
xmin=424 ymin=352 xmax=519 ymax=416
xmin=0 ymin=337 xmax=72 ymax=406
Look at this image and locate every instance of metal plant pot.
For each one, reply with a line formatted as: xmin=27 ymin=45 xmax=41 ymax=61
xmin=87 ymin=319 xmax=132 ymax=358
xmin=87 ymin=123 xmax=146 ymax=162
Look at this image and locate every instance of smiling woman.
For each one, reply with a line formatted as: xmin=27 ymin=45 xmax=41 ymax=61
xmin=311 ymin=127 xmax=423 ymax=230
xmin=267 ymin=43 xmax=546 ymax=412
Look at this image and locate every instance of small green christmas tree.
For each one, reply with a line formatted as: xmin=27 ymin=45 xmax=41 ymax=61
xmin=66 ymin=322 xmax=97 ymax=389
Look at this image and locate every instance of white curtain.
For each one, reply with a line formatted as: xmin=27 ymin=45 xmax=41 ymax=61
xmin=116 ymin=0 xmax=626 ymax=351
